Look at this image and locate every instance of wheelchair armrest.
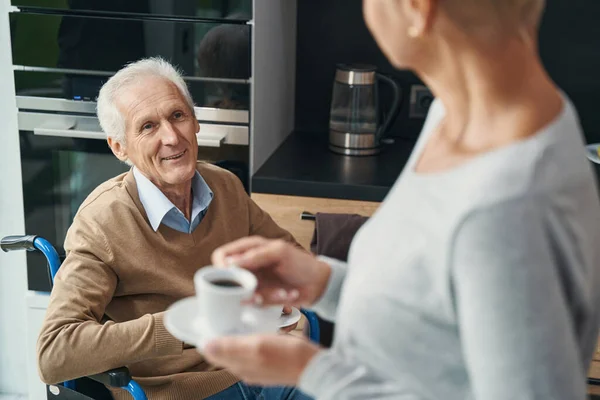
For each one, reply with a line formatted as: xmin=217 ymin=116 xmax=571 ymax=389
xmin=87 ymin=367 xmax=132 ymax=387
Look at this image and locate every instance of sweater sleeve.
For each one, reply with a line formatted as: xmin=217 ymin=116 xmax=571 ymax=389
xmin=450 ymin=199 xmax=586 ymax=399
xmin=299 ymin=265 xmax=433 ymax=399
xmin=37 ymin=217 xmax=182 ymax=384
xmin=309 ymin=256 xmax=348 ymax=321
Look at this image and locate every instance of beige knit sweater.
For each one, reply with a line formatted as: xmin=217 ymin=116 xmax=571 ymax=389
xmin=37 ymin=162 xmax=297 ymax=399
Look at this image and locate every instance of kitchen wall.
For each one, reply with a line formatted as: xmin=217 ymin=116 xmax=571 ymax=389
xmin=294 ymin=0 xmax=425 ymax=141
xmin=294 ymin=0 xmax=600 ymax=143
xmin=0 ymin=0 xmax=28 ymax=394
xmin=539 ymin=0 xmax=600 ymax=143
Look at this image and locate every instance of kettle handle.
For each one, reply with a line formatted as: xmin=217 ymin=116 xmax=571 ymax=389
xmin=375 ymin=73 xmax=402 ymax=143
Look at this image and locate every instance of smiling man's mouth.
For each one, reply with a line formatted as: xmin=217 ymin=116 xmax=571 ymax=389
xmin=162 ymin=149 xmax=187 ymax=161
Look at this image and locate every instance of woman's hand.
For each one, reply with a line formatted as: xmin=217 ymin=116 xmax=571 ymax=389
xmin=212 ymin=236 xmax=331 ymax=307
xmin=204 ymin=334 xmax=321 ymax=386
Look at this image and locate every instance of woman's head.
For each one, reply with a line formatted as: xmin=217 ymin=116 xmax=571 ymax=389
xmin=363 ymin=0 xmax=546 ymax=69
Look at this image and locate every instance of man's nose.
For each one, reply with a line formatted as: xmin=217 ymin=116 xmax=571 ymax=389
xmin=160 ymin=122 xmax=180 ymax=145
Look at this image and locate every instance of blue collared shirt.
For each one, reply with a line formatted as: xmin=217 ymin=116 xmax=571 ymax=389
xmin=133 ymin=167 xmax=214 ymax=233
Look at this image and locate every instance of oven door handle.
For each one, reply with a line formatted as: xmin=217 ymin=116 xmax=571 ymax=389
xmin=196 ymin=132 xmax=226 ymax=147
xmin=33 ymin=127 xmax=106 ymax=140
xmin=33 ymin=128 xmax=226 ymax=148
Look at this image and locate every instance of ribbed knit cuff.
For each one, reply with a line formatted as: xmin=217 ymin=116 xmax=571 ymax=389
xmin=153 ymin=312 xmax=183 ymax=356
xmin=310 ymin=256 xmax=348 ymax=321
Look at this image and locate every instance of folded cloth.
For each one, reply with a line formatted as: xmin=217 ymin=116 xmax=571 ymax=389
xmin=309 ymin=212 xmax=369 ymax=261
xmin=308 ymin=212 xmax=369 ymax=347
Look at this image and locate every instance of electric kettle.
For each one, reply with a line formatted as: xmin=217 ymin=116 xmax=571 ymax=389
xmin=329 ymin=64 xmax=401 ymax=156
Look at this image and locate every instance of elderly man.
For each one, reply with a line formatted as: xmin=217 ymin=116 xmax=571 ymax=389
xmin=36 ymin=58 xmax=311 ymax=400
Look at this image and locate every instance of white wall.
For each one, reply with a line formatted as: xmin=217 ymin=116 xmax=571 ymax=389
xmin=0 ymin=0 xmax=28 ymax=395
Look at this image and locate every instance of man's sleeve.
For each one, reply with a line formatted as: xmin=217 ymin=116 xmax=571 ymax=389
xmin=37 ymin=216 xmax=182 ymax=384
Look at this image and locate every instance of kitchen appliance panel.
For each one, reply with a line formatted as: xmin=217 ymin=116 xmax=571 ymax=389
xmin=11 ymin=0 xmax=253 ymax=20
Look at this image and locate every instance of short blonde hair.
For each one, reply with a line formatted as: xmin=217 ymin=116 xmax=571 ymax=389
xmin=442 ymin=0 xmax=546 ymax=34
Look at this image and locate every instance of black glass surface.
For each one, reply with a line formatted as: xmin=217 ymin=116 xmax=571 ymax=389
xmin=11 ymin=0 xmax=252 ymax=19
xmin=10 ymin=12 xmax=251 ymax=77
xmin=10 ymin=7 xmax=251 ymax=108
xmin=14 ymin=70 xmax=250 ymax=108
xmin=20 ymin=131 xmax=129 ymax=291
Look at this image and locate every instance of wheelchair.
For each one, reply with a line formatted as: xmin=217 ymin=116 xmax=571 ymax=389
xmin=2 ymin=234 xmax=321 ymax=400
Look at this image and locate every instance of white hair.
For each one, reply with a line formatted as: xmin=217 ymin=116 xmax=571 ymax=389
xmin=97 ymin=57 xmax=195 ymax=151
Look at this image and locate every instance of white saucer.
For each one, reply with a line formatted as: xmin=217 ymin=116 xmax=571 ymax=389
xmin=586 ymin=144 xmax=600 ymax=164
xmin=279 ymin=306 xmax=302 ymax=327
xmin=164 ymin=297 xmax=302 ymax=349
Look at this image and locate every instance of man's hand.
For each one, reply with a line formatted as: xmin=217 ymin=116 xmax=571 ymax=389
xmin=204 ymin=334 xmax=321 ymax=386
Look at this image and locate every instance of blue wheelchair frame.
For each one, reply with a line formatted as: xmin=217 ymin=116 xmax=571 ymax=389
xmin=2 ymin=235 xmax=320 ymax=400
xmin=6 ymin=236 xmax=147 ymax=399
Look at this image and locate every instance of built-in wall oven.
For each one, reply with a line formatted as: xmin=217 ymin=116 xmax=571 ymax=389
xmin=11 ymin=0 xmax=253 ymax=291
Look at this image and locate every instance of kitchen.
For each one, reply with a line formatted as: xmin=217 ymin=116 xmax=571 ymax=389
xmin=1 ymin=0 xmax=600 ymax=399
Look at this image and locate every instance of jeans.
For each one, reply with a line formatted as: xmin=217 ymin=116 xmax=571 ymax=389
xmin=205 ymin=382 xmax=313 ymax=400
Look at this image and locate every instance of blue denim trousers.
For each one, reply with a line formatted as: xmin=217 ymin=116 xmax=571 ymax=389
xmin=205 ymin=382 xmax=312 ymax=400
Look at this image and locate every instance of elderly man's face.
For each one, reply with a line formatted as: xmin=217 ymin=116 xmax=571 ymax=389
xmin=112 ymin=77 xmax=199 ymax=191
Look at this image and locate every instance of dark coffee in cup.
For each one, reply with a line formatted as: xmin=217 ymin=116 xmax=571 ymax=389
xmin=211 ymin=279 xmax=242 ymax=288
xmin=194 ymin=266 xmax=258 ymax=335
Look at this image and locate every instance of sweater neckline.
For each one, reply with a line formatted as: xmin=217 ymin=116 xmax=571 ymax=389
xmin=123 ymin=169 xmax=213 ymax=247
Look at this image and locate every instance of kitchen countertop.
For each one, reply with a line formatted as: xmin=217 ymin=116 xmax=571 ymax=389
xmin=251 ymin=131 xmax=417 ymax=202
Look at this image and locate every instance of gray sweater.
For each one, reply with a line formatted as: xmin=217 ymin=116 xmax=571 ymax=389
xmin=299 ymin=98 xmax=600 ymax=399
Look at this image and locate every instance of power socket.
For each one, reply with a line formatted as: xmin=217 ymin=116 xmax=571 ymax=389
xmin=409 ymin=85 xmax=434 ymax=118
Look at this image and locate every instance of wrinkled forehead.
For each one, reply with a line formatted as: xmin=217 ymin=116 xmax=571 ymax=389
xmin=116 ymin=77 xmax=189 ymax=122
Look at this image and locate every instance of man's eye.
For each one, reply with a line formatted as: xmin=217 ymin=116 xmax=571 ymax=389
xmin=173 ymin=112 xmax=183 ymax=119
xmin=142 ymin=123 xmax=153 ymax=130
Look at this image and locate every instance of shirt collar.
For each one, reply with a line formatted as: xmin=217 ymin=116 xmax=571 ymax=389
xmin=190 ymin=171 xmax=214 ymax=229
xmin=133 ymin=167 xmax=213 ymax=232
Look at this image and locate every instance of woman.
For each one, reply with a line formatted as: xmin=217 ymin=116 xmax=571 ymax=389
xmin=204 ymin=0 xmax=600 ymax=398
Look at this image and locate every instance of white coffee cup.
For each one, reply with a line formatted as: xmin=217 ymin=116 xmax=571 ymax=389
xmin=194 ymin=266 xmax=257 ymax=336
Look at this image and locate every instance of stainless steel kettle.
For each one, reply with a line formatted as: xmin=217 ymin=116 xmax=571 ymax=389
xmin=329 ymin=64 xmax=401 ymax=156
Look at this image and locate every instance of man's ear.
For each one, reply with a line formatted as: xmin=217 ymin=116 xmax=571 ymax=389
xmin=107 ymin=137 xmax=128 ymax=162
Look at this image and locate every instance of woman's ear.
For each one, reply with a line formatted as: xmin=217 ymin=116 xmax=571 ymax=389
xmin=404 ymin=0 xmax=438 ymax=37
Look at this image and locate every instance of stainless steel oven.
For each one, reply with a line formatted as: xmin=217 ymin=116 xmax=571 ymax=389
xmin=11 ymin=1 xmax=253 ymax=291
xmin=10 ymin=0 xmax=252 ymax=107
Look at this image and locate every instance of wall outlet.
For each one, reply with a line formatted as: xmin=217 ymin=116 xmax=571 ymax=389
xmin=409 ymin=85 xmax=434 ymax=118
